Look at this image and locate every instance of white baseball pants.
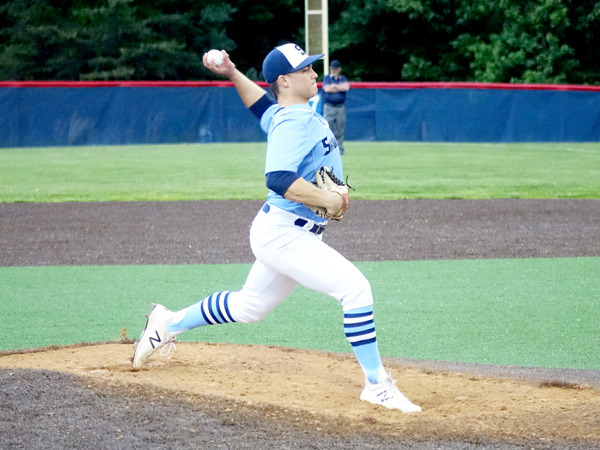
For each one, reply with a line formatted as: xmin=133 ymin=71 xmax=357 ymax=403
xmin=227 ymin=204 xmax=373 ymax=324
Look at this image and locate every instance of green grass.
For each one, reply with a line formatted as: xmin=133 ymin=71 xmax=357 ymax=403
xmin=1 ymin=258 xmax=599 ymax=370
xmin=344 ymin=142 xmax=600 ymax=199
xmin=0 ymin=143 xmax=267 ymax=202
xmin=1 ymin=142 xmax=599 ymax=202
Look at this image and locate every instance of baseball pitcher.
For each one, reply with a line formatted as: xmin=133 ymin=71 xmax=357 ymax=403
xmin=132 ymin=44 xmax=421 ymax=413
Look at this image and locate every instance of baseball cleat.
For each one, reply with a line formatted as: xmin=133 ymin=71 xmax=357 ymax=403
xmin=360 ymin=372 xmax=422 ymax=413
xmin=131 ymin=303 xmax=176 ymax=371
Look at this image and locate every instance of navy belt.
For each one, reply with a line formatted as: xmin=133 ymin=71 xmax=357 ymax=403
xmin=294 ymin=218 xmax=326 ymax=235
xmin=262 ymin=203 xmax=326 ymax=235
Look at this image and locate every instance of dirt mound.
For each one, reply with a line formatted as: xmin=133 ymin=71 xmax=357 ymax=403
xmin=2 ymin=342 xmax=599 ymax=449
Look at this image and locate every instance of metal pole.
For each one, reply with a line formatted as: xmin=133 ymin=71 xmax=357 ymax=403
xmin=305 ymin=0 xmax=329 ymax=77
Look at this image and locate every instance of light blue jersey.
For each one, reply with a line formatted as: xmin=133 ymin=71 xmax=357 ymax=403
xmin=260 ymin=103 xmax=343 ymax=222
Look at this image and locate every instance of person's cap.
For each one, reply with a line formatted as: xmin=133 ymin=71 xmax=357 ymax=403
xmin=330 ymin=59 xmax=341 ymax=68
xmin=262 ymin=43 xmax=324 ymax=84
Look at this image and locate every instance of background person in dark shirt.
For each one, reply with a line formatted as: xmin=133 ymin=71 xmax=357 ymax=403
xmin=322 ymin=60 xmax=350 ymax=155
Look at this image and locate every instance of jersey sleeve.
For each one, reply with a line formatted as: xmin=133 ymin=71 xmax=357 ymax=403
xmin=260 ymin=103 xmax=281 ymax=134
xmin=249 ymin=92 xmax=277 ymax=120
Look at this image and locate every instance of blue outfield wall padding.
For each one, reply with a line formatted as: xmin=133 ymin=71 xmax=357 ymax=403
xmin=0 ymin=86 xmax=266 ymax=147
xmin=1 ymin=83 xmax=600 ymax=147
xmin=345 ymin=88 xmax=600 ymax=142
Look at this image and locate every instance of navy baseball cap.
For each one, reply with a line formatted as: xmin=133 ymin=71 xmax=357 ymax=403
xmin=330 ymin=59 xmax=341 ymax=68
xmin=262 ymin=43 xmax=324 ymax=84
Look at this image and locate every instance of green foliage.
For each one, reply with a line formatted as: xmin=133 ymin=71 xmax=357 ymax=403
xmin=328 ymin=0 xmax=593 ymax=83
xmin=225 ymin=0 xmax=304 ymax=80
xmin=451 ymin=0 xmax=579 ymax=83
xmin=568 ymin=0 xmax=600 ymax=84
xmin=1 ymin=0 xmax=600 ymax=83
xmin=0 ymin=0 xmax=82 ymax=79
xmin=74 ymin=0 xmax=188 ymax=80
xmin=0 ymin=0 xmax=235 ymax=80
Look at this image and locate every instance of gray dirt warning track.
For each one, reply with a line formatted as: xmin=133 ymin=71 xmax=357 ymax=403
xmin=1 ymin=199 xmax=600 ymax=450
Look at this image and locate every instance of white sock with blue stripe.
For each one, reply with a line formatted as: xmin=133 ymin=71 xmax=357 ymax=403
xmin=344 ymin=305 xmax=384 ymax=384
xmin=168 ymin=291 xmax=236 ymax=336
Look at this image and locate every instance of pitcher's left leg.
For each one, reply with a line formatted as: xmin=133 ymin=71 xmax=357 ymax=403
xmin=251 ymin=230 xmax=421 ymax=411
xmin=253 ymin=231 xmax=381 ymax=376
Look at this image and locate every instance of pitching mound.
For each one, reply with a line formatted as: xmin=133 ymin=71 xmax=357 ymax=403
xmin=1 ymin=342 xmax=599 ymax=449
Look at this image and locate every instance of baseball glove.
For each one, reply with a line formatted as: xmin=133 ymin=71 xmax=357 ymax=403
xmin=307 ymin=166 xmax=352 ymax=221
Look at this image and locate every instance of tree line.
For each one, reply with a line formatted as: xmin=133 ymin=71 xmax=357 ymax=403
xmin=1 ymin=0 xmax=598 ymax=84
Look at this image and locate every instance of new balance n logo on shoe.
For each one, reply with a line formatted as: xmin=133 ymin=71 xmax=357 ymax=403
xmin=149 ymin=330 xmax=162 ymax=349
xmin=377 ymin=389 xmax=392 ymax=403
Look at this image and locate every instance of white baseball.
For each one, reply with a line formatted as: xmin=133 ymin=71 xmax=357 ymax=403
xmin=207 ymin=49 xmax=224 ymax=66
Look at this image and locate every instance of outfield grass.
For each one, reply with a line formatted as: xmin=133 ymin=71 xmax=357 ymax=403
xmin=1 ymin=258 xmax=598 ymax=370
xmin=1 ymin=141 xmax=599 ymax=202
